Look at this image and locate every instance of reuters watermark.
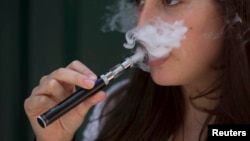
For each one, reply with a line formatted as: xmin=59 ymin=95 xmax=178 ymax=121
xmin=208 ymin=124 xmax=250 ymax=140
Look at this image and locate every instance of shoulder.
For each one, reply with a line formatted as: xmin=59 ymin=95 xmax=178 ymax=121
xmin=82 ymin=79 xmax=129 ymax=141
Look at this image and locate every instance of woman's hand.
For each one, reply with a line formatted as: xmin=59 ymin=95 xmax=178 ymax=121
xmin=24 ymin=60 xmax=106 ymax=141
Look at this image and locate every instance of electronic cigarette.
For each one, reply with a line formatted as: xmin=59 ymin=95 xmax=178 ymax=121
xmin=37 ymin=49 xmax=144 ymax=128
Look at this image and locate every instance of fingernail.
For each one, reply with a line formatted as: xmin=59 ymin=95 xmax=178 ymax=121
xmin=84 ymin=79 xmax=95 ymax=88
xmin=87 ymin=74 xmax=97 ymax=80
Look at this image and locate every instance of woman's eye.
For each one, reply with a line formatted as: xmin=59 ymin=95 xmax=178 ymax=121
xmin=134 ymin=0 xmax=180 ymax=8
xmin=135 ymin=0 xmax=145 ymax=6
xmin=165 ymin=0 xmax=181 ymax=6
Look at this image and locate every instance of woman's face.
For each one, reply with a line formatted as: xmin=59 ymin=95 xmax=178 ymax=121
xmin=137 ymin=0 xmax=224 ymax=88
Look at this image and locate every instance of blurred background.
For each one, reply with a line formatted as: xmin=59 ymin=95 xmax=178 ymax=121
xmin=0 ymin=0 xmax=130 ymax=140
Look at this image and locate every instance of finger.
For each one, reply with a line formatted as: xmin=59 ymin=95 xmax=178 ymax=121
xmin=33 ymin=79 xmax=71 ymax=102
xmin=40 ymin=74 xmax=76 ymax=93
xmin=39 ymin=75 xmax=48 ymax=85
xmin=24 ymin=95 xmax=57 ymax=117
xmin=50 ymin=68 xmax=96 ymax=89
xmin=66 ymin=60 xmax=97 ymax=80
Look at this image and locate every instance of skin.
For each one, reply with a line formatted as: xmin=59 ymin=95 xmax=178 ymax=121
xmin=138 ymin=0 xmax=223 ymax=140
xmin=24 ymin=0 xmax=224 ymax=141
xmin=24 ymin=61 xmax=106 ymax=141
xmin=139 ymin=0 xmax=223 ymax=91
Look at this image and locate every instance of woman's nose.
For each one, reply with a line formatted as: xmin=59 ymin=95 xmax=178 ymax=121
xmin=137 ymin=1 xmax=160 ymax=27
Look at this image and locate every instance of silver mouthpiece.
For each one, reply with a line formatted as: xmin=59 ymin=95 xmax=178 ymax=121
xmin=101 ymin=47 xmax=145 ymax=84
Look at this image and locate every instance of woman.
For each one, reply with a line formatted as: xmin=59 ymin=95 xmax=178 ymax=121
xmin=24 ymin=0 xmax=250 ymax=141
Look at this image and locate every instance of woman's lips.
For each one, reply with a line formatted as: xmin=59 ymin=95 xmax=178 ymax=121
xmin=148 ymin=56 xmax=169 ymax=66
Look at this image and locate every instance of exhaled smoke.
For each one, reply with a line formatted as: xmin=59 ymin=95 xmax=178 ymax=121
xmin=102 ymin=1 xmax=188 ymax=71
xmin=102 ymin=0 xmax=138 ymax=33
xmin=124 ymin=17 xmax=188 ymax=71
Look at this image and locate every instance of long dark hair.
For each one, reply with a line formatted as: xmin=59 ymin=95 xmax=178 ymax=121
xmin=95 ymin=0 xmax=250 ymax=140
